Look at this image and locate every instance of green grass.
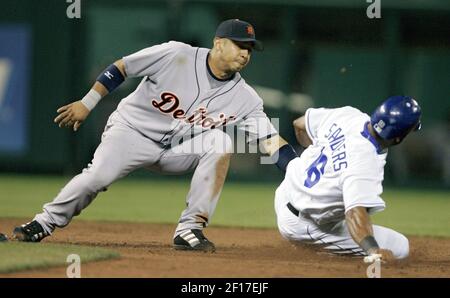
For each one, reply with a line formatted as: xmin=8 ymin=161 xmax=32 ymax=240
xmin=0 ymin=242 xmax=119 ymax=273
xmin=0 ymin=174 xmax=449 ymax=236
xmin=372 ymin=189 xmax=450 ymax=237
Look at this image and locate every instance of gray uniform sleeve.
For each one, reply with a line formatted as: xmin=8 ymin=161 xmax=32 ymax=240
xmin=239 ymin=102 xmax=278 ymax=143
xmin=123 ymin=41 xmax=180 ymax=78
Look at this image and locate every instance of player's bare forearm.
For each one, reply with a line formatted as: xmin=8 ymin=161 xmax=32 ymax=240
xmin=261 ymin=135 xmax=288 ymax=156
xmin=346 ymin=207 xmax=396 ymax=261
xmin=54 ymin=59 xmax=127 ymax=131
xmin=293 ymin=116 xmax=312 ymax=148
xmin=114 ymin=59 xmax=127 ymax=77
xmin=345 ymin=207 xmax=374 ymax=247
xmin=91 ymin=82 xmax=109 ymax=97
xmin=262 ymin=135 xmax=298 ymax=172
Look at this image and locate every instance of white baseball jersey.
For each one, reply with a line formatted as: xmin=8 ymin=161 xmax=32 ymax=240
xmin=281 ymin=106 xmax=387 ymax=225
xmin=117 ymin=41 xmax=277 ymax=146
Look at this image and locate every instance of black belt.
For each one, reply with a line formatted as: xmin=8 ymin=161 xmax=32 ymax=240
xmin=287 ymin=202 xmax=299 ymax=217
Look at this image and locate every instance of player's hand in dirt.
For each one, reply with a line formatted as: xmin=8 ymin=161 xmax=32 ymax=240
xmin=368 ymin=248 xmax=395 ymax=263
xmin=54 ymin=101 xmax=90 ymax=131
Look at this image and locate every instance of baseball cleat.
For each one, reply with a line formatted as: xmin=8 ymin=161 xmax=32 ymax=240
xmin=0 ymin=233 xmax=8 ymax=242
xmin=12 ymin=220 xmax=48 ymax=242
xmin=173 ymin=229 xmax=216 ymax=252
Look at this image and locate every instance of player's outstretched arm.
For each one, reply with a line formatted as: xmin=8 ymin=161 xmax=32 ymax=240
xmin=260 ymin=135 xmax=288 ymax=157
xmin=345 ymin=207 xmax=395 ymax=262
xmin=54 ymin=59 xmax=127 ymax=131
xmin=261 ymin=135 xmax=298 ymax=172
xmin=293 ymin=116 xmax=312 ymax=148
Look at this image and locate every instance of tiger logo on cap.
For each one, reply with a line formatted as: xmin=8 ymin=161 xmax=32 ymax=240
xmin=246 ymin=25 xmax=254 ymax=36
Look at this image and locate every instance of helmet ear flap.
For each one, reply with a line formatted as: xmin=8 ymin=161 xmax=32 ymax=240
xmin=371 ymin=95 xmax=422 ymax=140
xmin=414 ymin=121 xmax=422 ymax=131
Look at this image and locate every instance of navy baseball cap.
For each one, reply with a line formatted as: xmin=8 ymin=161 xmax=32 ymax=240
xmin=215 ymin=19 xmax=264 ymax=51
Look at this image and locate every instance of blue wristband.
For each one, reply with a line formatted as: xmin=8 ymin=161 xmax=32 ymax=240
xmin=273 ymin=144 xmax=299 ymax=172
xmin=96 ymin=64 xmax=125 ymax=93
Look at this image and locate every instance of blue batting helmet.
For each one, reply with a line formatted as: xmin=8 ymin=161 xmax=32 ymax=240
xmin=370 ymin=95 xmax=422 ymax=140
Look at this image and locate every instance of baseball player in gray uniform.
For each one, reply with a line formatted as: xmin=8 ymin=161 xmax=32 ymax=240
xmin=275 ymin=96 xmax=422 ymax=262
xmin=12 ymin=19 xmax=298 ymax=252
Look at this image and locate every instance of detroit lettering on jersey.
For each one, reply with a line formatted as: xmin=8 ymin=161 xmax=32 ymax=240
xmin=116 ymin=41 xmax=277 ymax=145
xmin=152 ymin=91 xmax=236 ymax=129
xmin=324 ymin=123 xmax=348 ymax=172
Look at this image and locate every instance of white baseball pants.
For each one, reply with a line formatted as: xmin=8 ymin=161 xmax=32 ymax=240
xmin=274 ymin=185 xmax=409 ymax=259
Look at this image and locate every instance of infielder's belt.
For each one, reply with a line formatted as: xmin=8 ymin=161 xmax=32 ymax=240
xmin=287 ymin=202 xmax=299 ymax=217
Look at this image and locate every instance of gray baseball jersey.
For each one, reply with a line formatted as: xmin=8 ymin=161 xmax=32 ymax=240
xmin=33 ymin=41 xmax=279 ymax=240
xmin=118 ymin=41 xmax=277 ymax=146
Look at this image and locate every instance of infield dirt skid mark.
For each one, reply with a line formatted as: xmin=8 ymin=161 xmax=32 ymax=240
xmin=0 ymin=218 xmax=449 ymax=277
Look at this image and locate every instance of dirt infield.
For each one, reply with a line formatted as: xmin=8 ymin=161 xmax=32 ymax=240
xmin=0 ymin=218 xmax=449 ymax=277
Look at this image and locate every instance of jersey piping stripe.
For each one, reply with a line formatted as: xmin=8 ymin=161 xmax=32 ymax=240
xmin=205 ymin=78 xmax=241 ymax=109
xmin=185 ymin=77 xmax=242 ymax=134
xmin=158 ymin=47 xmax=202 ymax=143
xmin=305 ymin=109 xmax=314 ymax=141
xmin=345 ymin=202 xmax=385 ymax=212
xmin=161 ymin=49 xmax=242 ymax=145
xmin=185 ymin=73 xmax=242 ymax=139
xmin=182 ymin=47 xmax=203 ymax=114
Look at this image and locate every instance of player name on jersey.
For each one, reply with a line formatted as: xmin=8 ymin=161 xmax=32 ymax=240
xmin=324 ymin=123 xmax=348 ymax=172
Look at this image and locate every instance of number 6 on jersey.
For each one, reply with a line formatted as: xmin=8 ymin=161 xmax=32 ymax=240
xmin=304 ymin=148 xmax=328 ymax=188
